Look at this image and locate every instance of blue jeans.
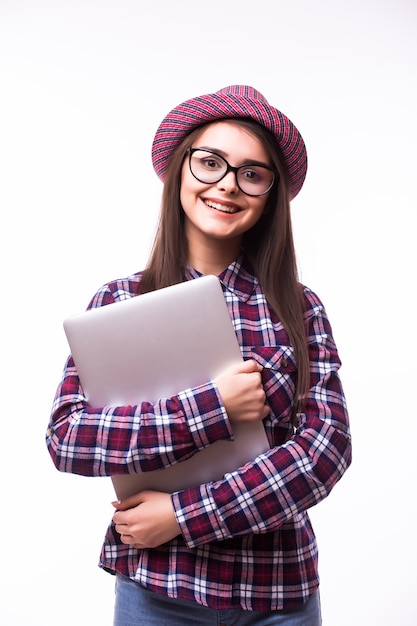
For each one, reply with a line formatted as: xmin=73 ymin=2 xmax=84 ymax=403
xmin=113 ymin=574 xmax=322 ymax=625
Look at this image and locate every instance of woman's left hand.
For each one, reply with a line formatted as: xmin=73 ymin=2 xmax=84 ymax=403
xmin=112 ymin=490 xmax=180 ymax=549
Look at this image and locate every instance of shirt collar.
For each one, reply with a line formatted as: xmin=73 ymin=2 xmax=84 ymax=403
xmin=185 ymin=256 xmax=258 ymax=303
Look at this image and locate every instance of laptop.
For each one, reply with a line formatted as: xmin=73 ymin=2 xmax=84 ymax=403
xmin=63 ymin=274 xmax=269 ymax=498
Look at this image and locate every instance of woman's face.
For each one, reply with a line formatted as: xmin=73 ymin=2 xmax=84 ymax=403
xmin=180 ymin=121 xmax=272 ymax=256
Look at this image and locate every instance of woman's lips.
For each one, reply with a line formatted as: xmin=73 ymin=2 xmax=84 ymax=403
xmin=203 ymin=199 xmax=241 ymax=214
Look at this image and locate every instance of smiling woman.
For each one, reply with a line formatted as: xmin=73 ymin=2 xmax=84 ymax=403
xmin=46 ymin=85 xmax=351 ymax=626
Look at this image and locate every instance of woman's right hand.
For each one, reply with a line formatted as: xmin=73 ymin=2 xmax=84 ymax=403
xmin=214 ymin=359 xmax=270 ymax=424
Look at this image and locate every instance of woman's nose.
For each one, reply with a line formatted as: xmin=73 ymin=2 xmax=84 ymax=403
xmin=217 ymin=170 xmax=239 ymax=193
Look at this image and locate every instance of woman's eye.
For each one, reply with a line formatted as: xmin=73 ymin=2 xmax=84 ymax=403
xmin=242 ymin=168 xmax=261 ymax=182
xmin=203 ymin=158 xmax=222 ymax=169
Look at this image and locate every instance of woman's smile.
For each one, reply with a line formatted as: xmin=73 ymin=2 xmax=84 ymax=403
xmin=202 ymin=197 xmax=242 ymax=215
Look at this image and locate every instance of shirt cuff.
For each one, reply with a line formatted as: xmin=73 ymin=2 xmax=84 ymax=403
xmin=172 ymin=482 xmax=231 ymax=547
xmin=177 ymin=381 xmax=233 ymax=450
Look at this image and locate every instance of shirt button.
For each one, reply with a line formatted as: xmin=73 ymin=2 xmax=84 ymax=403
xmin=281 ymin=357 xmax=288 ymax=368
xmin=47 ymin=427 xmax=54 ymax=437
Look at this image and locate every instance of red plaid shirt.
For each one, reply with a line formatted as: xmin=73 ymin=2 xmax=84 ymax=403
xmin=47 ymin=258 xmax=351 ymax=611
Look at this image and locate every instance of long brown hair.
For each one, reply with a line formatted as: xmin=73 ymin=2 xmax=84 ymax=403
xmin=140 ymin=118 xmax=309 ymax=423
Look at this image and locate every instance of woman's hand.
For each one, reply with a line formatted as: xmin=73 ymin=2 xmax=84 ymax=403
xmin=112 ymin=490 xmax=180 ymax=549
xmin=215 ymin=359 xmax=269 ymax=424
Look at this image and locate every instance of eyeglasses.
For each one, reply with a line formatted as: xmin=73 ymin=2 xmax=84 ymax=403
xmin=188 ymin=148 xmax=277 ymax=197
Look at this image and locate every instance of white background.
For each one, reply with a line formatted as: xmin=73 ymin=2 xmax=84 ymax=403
xmin=1 ymin=1 xmax=416 ymax=624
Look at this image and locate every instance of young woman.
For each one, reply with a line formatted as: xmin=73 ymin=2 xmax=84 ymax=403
xmin=47 ymin=85 xmax=352 ymax=625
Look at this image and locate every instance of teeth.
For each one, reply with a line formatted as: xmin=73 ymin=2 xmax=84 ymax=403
xmin=205 ymin=200 xmax=239 ymax=214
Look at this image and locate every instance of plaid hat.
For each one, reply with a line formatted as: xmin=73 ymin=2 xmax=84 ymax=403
xmin=151 ymin=85 xmax=307 ymax=200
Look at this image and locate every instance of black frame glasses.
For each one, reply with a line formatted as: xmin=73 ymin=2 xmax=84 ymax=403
xmin=188 ymin=148 xmax=277 ymax=197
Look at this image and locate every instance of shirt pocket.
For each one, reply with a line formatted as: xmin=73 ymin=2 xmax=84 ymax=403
xmin=246 ymin=345 xmax=298 ymax=444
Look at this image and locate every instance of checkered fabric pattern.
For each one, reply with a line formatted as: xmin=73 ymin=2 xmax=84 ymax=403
xmin=46 ymin=258 xmax=351 ymax=611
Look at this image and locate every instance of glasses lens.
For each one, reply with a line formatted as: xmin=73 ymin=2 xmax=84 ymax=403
xmin=189 ymin=150 xmax=227 ymax=183
xmin=237 ymin=166 xmax=275 ymax=196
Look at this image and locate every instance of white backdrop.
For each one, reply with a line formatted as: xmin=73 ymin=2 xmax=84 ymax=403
xmin=1 ymin=1 xmax=416 ymax=624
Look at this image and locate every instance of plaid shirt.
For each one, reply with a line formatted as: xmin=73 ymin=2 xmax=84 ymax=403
xmin=47 ymin=258 xmax=351 ymax=611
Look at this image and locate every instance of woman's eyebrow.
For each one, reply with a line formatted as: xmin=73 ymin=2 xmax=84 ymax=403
xmin=197 ymin=146 xmax=270 ymax=167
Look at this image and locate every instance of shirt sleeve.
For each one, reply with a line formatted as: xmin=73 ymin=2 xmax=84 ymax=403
xmin=46 ymin=284 xmax=233 ymax=477
xmin=172 ymin=288 xmax=352 ymax=547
